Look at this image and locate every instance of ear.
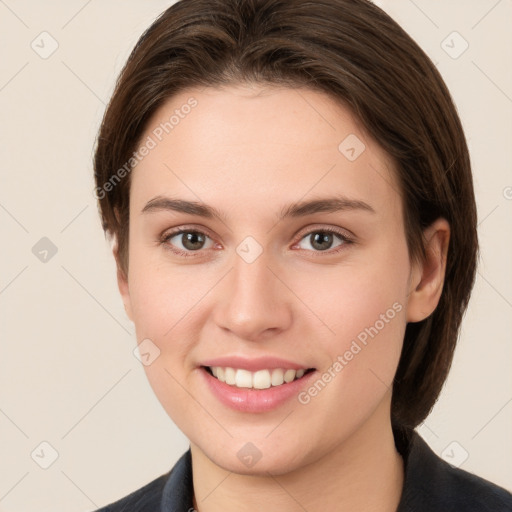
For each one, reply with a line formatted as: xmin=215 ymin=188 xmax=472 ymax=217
xmin=406 ymin=218 xmax=450 ymax=323
xmin=113 ymin=242 xmax=133 ymax=322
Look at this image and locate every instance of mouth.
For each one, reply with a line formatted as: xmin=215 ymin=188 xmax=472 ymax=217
xmin=202 ymin=366 xmax=316 ymax=390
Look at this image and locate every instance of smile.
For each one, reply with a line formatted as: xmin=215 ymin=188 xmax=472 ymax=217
xmin=205 ymin=366 xmax=314 ymax=389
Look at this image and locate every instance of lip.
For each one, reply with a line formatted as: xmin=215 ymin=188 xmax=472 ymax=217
xmin=200 ymin=356 xmax=311 ymax=372
xmin=199 ymin=365 xmax=317 ymax=413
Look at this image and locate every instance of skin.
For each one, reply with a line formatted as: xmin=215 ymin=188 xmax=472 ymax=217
xmin=116 ymin=84 xmax=449 ymax=512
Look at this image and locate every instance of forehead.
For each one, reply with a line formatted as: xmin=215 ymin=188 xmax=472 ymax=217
xmin=130 ymin=85 xmax=400 ymax=219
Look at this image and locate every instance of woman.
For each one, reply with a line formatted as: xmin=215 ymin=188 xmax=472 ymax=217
xmin=92 ymin=0 xmax=512 ymax=510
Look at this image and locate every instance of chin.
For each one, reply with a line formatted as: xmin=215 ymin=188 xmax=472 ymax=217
xmin=198 ymin=435 xmax=312 ymax=477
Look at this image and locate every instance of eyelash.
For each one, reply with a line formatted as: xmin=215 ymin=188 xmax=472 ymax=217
xmin=159 ymin=225 xmax=354 ymax=259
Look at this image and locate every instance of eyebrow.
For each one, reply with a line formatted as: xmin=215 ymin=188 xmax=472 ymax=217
xmin=141 ymin=195 xmax=375 ymax=221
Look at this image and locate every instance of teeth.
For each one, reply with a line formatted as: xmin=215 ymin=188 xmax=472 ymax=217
xmin=224 ymin=367 xmax=236 ymax=385
xmin=284 ymin=369 xmax=296 ymax=383
xmin=253 ymin=370 xmax=271 ymax=389
xmin=271 ymin=368 xmax=284 ymax=386
xmin=236 ymin=369 xmax=253 ymax=388
xmin=208 ymin=366 xmax=309 ymax=389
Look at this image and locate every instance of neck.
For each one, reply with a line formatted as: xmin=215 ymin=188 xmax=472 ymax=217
xmin=190 ymin=401 xmax=404 ymax=512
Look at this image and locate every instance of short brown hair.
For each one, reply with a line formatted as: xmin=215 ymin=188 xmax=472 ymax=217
xmin=93 ymin=0 xmax=478 ymax=428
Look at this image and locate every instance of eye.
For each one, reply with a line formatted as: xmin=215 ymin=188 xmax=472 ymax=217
xmin=294 ymin=228 xmax=351 ymax=252
xmin=162 ymin=229 xmax=215 ymax=254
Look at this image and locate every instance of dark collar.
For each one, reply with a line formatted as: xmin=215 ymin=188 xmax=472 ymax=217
xmin=157 ymin=427 xmax=512 ymax=511
xmin=394 ymin=426 xmax=512 ymax=511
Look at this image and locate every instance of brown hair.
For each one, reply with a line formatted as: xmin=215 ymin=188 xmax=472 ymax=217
xmin=93 ymin=0 xmax=478 ymax=428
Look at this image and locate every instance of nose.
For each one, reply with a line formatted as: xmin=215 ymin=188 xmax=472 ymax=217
xmin=212 ymin=250 xmax=293 ymax=341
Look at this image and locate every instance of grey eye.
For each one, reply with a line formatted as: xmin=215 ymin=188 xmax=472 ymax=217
xmin=167 ymin=231 xmax=214 ymax=251
xmin=297 ymin=231 xmax=345 ymax=251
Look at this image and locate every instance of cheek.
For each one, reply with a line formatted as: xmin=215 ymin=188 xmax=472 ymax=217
xmin=127 ymin=249 xmax=206 ymax=340
xmin=290 ymin=241 xmax=410 ymax=388
xmin=126 ymin=254 xmax=220 ymax=395
xmin=293 ymin=250 xmax=409 ymax=340
xmin=125 ymin=255 xmax=199 ymax=410
xmin=288 ymin=270 xmax=407 ymax=440
xmin=126 ymin=256 xmax=204 ymax=427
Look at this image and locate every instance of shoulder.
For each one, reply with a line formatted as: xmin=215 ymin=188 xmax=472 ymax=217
xmin=397 ymin=428 xmax=512 ymax=512
xmin=92 ymin=450 xmax=193 ymax=512
xmin=440 ymin=466 xmax=512 ymax=511
xmin=92 ymin=472 xmax=169 ymax=512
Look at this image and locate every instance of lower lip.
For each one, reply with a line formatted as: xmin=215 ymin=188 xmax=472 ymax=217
xmin=200 ymin=367 xmax=317 ymax=413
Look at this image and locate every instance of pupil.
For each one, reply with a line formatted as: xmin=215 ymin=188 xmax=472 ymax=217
xmin=183 ymin=232 xmax=204 ymax=250
xmin=311 ymin=232 xmax=332 ymax=251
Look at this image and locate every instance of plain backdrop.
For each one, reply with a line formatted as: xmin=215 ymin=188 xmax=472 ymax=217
xmin=0 ymin=1 xmax=511 ymax=511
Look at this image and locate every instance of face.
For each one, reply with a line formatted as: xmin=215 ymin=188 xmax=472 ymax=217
xmin=118 ymin=84 xmax=420 ymax=475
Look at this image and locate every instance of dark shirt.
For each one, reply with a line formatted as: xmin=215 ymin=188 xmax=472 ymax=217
xmin=94 ymin=428 xmax=512 ymax=511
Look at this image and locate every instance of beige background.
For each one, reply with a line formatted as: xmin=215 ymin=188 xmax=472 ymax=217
xmin=0 ymin=1 xmax=511 ymax=510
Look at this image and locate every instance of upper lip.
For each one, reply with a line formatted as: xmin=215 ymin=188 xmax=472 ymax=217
xmin=200 ymin=356 xmax=314 ymax=372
